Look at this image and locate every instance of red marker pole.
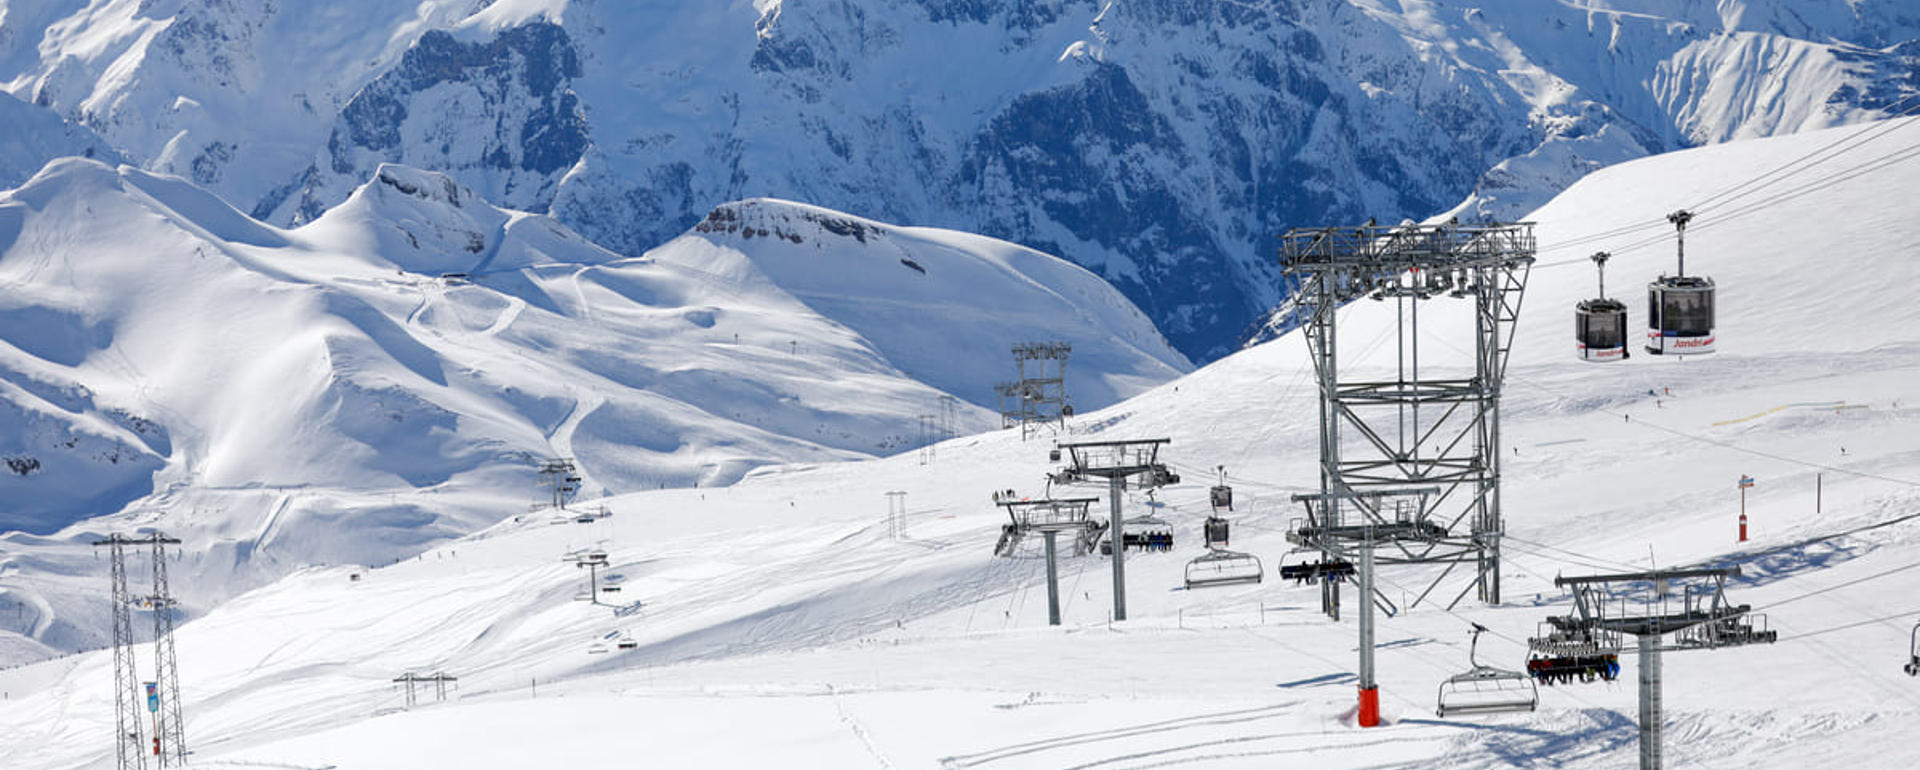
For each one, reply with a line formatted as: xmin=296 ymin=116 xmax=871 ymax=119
xmin=1737 ymin=475 xmax=1755 ymax=542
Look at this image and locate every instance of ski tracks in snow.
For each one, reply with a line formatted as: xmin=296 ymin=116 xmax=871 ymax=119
xmin=830 ymin=684 xmax=899 ymax=769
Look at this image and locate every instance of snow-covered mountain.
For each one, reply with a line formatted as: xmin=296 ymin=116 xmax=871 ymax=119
xmin=3 ymin=117 xmax=1917 ymax=769
xmin=0 ymin=90 xmax=118 ymax=188
xmin=1 ymin=1 xmax=1911 ymax=361
xmin=0 ymin=156 xmax=1185 ymax=658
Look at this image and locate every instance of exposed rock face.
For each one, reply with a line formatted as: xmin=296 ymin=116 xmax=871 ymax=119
xmin=259 ymin=22 xmax=589 ymax=225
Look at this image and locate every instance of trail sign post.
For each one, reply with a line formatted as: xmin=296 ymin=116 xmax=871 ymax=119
xmin=1738 ymin=475 xmax=1754 ymax=542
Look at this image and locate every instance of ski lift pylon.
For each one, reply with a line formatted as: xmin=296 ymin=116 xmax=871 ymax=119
xmin=1436 ymin=624 xmax=1539 ymax=717
xmin=1184 ymin=547 xmax=1263 ymax=589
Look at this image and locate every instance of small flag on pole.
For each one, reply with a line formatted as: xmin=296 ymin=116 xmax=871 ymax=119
xmin=1739 ymin=475 xmax=1755 ymax=489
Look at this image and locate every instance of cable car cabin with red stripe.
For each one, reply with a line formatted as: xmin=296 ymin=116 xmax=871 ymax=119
xmin=1576 ymin=252 xmax=1630 ymax=362
xmin=1645 ymin=209 xmax=1716 ymax=356
xmin=1646 ymin=276 xmax=1715 ymax=355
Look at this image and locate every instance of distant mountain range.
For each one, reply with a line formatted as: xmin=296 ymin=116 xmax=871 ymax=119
xmin=2 ymin=0 xmax=1912 ymax=362
xmin=0 ymin=158 xmax=1182 ymax=544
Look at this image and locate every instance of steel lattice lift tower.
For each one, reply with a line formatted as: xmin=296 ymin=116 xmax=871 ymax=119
xmin=95 ymin=531 xmax=186 ymax=769
xmin=96 ymin=534 xmax=147 ymax=770
xmin=1544 ymin=567 xmax=1776 ymax=770
xmin=995 ymin=342 xmax=1071 ymax=440
xmin=1281 ymin=222 xmax=1535 ymax=612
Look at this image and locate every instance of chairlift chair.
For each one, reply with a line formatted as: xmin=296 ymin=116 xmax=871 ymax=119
xmin=1184 ymin=547 xmax=1264 ymax=589
xmin=1108 ymin=515 xmax=1174 ymax=553
xmin=1436 ymin=624 xmax=1539 ymax=717
xmin=1277 ymin=550 xmax=1355 ymax=586
xmin=1526 ymin=621 xmax=1622 ymax=685
xmin=1906 ymin=621 xmax=1919 ymax=677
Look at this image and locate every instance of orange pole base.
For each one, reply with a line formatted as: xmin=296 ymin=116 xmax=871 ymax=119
xmin=1358 ymin=686 xmax=1381 ymax=727
xmin=1739 ymin=513 xmax=1748 ymax=542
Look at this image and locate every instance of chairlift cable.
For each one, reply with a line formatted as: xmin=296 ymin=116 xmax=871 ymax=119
xmin=1533 ymin=110 xmax=1920 ymax=265
xmin=1480 ymin=361 xmax=1920 ymax=490
xmin=1419 ymin=332 xmax=1920 ymax=529
xmin=1772 ymin=606 xmax=1920 ymax=643
xmin=1690 ymin=141 xmax=1920 ymax=229
xmin=1747 ymin=560 xmax=1920 ymax=613
xmin=1546 ymin=103 xmax=1920 ymax=255
xmin=1502 ymin=534 xmax=1648 ymax=574
xmin=1691 ymin=99 xmax=1920 ymax=213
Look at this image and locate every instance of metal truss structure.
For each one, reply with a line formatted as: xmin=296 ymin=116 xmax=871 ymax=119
xmin=1281 ymin=221 xmax=1536 ymax=610
xmin=996 ymin=342 xmax=1071 ymax=439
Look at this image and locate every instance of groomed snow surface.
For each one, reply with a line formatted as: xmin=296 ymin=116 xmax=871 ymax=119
xmin=4 ymin=119 xmax=1920 ymax=768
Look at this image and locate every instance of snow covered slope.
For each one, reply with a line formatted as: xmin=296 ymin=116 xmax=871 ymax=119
xmin=666 ymin=198 xmax=1189 ymax=411
xmin=0 ymin=91 xmax=118 ymax=190
xmin=0 ymin=158 xmax=1185 ymax=659
xmin=1 ymin=1 xmax=1912 ymax=361
xmin=4 ymin=119 xmax=1914 ymax=768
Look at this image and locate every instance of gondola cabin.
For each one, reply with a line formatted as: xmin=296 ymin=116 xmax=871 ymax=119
xmin=1575 ymin=252 xmax=1628 ymax=362
xmin=1577 ymin=299 xmax=1629 ymax=361
xmin=1204 ymin=516 xmax=1230 ymax=548
xmin=1645 ymin=209 xmax=1716 ymax=356
xmin=1646 ymin=275 xmax=1715 ymax=355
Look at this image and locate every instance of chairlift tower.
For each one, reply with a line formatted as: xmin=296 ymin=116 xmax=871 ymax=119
xmin=538 ymin=458 xmax=582 ymax=510
xmin=1050 ymin=439 xmax=1177 ymax=621
xmin=885 ymin=490 xmax=908 ymax=540
xmin=995 ymin=497 xmax=1099 ymax=625
xmin=94 ymin=534 xmax=147 ymax=770
xmin=143 ymin=534 xmax=186 ymax=766
xmin=1281 ymin=222 xmax=1535 ymax=610
xmin=93 ymin=532 xmax=187 ymax=769
xmin=565 ymin=549 xmax=611 ymax=605
xmin=1288 ymin=488 xmax=1443 ymax=727
xmin=918 ymin=414 xmax=938 ymax=465
xmin=996 ymin=342 xmax=1071 ymax=440
xmin=1548 ymin=567 xmax=1776 ymax=770
xmin=392 ymin=672 xmax=459 ymax=707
